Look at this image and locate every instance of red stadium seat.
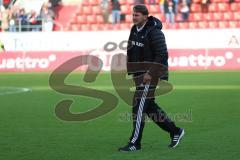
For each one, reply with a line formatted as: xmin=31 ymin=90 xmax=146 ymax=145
xmin=127 ymin=0 xmax=134 ymax=5
xmin=166 ymin=23 xmax=179 ymax=29
xmin=190 ymin=4 xmax=201 ymax=13
xmin=112 ymin=24 xmax=121 ymax=30
xmin=121 ymin=5 xmax=131 ymax=14
xmin=212 ymin=0 xmax=229 ymax=3
xmin=223 ymin=12 xmax=234 ymax=21
xmin=81 ymin=0 xmax=89 ymax=6
xmin=233 ymin=12 xmax=240 ymax=20
xmin=125 ymin=14 xmax=132 ymax=23
xmin=70 ymin=24 xmax=80 ymax=31
xmin=97 ymin=24 xmax=106 ymax=30
xmin=80 ymin=24 xmax=91 ymax=31
xmin=211 ymin=0 xmax=220 ymax=2
xmin=149 ymin=5 xmax=160 ymax=13
xmin=71 ymin=16 xmax=78 ymax=24
xmin=178 ymin=22 xmax=189 ymax=29
xmin=193 ymin=13 xmax=203 ymax=21
xmin=96 ymin=15 xmax=104 ymax=24
xmin=90 ymin=24 xmax=101 ymax=31
xmin=229 ymin=21 xmax=239 ymax=28
xmin=82 ymin=6 xmax=93 ymax=14
xmin=213 ymin=12 xmax=223 ymax=21
xmin=188 ymin=13 xmax=194 ymax=21
xmin=203 ymin=13 xmax=213 ymax=21
xmin=192 ymin=0 xmax=201 ymax=3
xmin=175 ymin=14 xmax=182 ymax=22
xmin=218 ymin=3 xmax=229 ymax=12
xmin=152 ymin=13 xmax=165 ymax=22
xmin=121 ymin=0 xmax=134 ymax=5
xmin=87 ymin=15 xmax=97 ymax=24
xmin=105 ymin=24 xmax=114 ymax=30
xmin=230 ymin=3 xmax=240 ymax=11
xmin=77 ymin=7 xmax=83 ymax=15
xmin=162 ymin=23 xmax=169 ymax=29
xmin=119 ymin=0 xmax=127 ymax=5
xmin=100 ymin=24 xmax=110 ymax=30
xmin=208 ymin=21 xmax=219 ymax=28
xmin=120 ymin=23 xmax=130 ymax=30
xmin=89 ymin=0 xmax=99 ymax=6
xmin=77 ymin=15 xmax=87 ymax=24
xmin=188 ymin=22 xmax=198 ymax=29
xmin=198 ymin=21 xmax=209 ymax=29
xmin=208 ymin=3 xmax=218 ymax=12
xmin=218 ymin=21 xmax=229 ymax=28
xmin=92 ymin=6 xmax=102 ymax=15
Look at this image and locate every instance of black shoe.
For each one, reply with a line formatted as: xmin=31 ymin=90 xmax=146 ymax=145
xmin=118 ymin=143 xmax=141 ymax=152
xmin=169 ymin=128 xmax=185 ymax=148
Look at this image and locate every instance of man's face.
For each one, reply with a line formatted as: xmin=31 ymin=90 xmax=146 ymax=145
xmin=132 ymin=11 xmax=147 ymax=26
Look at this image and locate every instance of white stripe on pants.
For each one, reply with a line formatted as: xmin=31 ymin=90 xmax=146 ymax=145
xmin=131 ymin=83 xmax=150 ymax=144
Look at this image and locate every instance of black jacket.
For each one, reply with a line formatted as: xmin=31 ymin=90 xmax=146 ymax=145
xmin=111 ymin=0 xmax=121 ymax=10
xmin=127 ymin=16 xmax=168 ymax=80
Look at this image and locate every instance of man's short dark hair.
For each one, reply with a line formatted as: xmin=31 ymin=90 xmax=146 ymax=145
xmin=133 ymin=4 xmax=149 ymax=15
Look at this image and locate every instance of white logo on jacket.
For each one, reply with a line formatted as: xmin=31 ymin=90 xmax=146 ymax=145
xmin=131 ymin=41 xmax=144 ymax=47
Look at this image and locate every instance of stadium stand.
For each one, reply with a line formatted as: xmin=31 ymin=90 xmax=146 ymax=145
xmin=64 ymin=0 xmax=240 ymax=30
xmin=1 ymin=0 xmax=240 ymax=31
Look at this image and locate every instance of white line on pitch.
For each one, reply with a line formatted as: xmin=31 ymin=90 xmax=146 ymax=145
xmin=23 ymin=85 xmax=240 ymax=91
xmin=0 ymin=87 xmax=32 ymax=96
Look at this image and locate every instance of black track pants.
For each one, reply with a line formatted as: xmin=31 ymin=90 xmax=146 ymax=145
xmin=129 ymin=81 xmax=179 ymax=145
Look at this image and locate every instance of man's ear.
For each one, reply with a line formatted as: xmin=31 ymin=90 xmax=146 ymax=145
xmin=144 ymin=15 xmax=148 ymax=20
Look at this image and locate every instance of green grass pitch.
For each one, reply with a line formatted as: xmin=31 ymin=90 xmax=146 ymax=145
xmin=0 ymin=71 xmax=240 ymax=160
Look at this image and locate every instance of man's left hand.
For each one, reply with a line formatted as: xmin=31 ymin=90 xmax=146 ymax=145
xmin=143 ymin=73 xmax=152 ymax=84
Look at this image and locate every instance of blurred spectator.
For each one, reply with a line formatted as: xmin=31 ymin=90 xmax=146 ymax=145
xmin=164 ymin=0 xmax=175 ymax=24
xmin=0 ymin=6 xmax=3 ymax=30
xmin=8 ymin=5 xmax=18 ymax=32
xmin=173 ymin=0 xmax=179 ymax=15
xmin=158 ymin=0 xmax=165 ymax=13
xmin=48 ymin=0 xmax=61 ymax=18
xmin=111 ymin=0 xmax=121 ymax=25
xmin=18 ymin=8 xmax=28 ymax=31
xmin=100 ymin=0 xmax=110 ymax=23
xmin=0 ymin=39 xmax=5 ymax=52
xmin=187 ymin=0 xmax=191 ymax=8
xmin=134 ymin=0 xmax=145 ymax=4
xmin=229 ymin=0 xmax=234 ymax=3
xmin=201 ymin=0 xmax=210 ymax=13
xmin=3 ymin=0 xmax=10 ymax=8
xmin=41 ymin=4 xmax=54 ymax=32
xmin=1 ymin=7 xmax=9 ymax=31
xmin=148 ymin=0 xmax=156 ymax=4
xmin=180 ymin=0 xmax=190 ymax=22
xmin=28 ymin=10 xmax=41 ymax=31
xmin=0 ymin=1 xmax=58 ymax=32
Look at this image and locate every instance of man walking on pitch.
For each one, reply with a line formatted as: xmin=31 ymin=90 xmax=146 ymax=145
xmin=119 ymin=4 xmax=184 ymax=152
